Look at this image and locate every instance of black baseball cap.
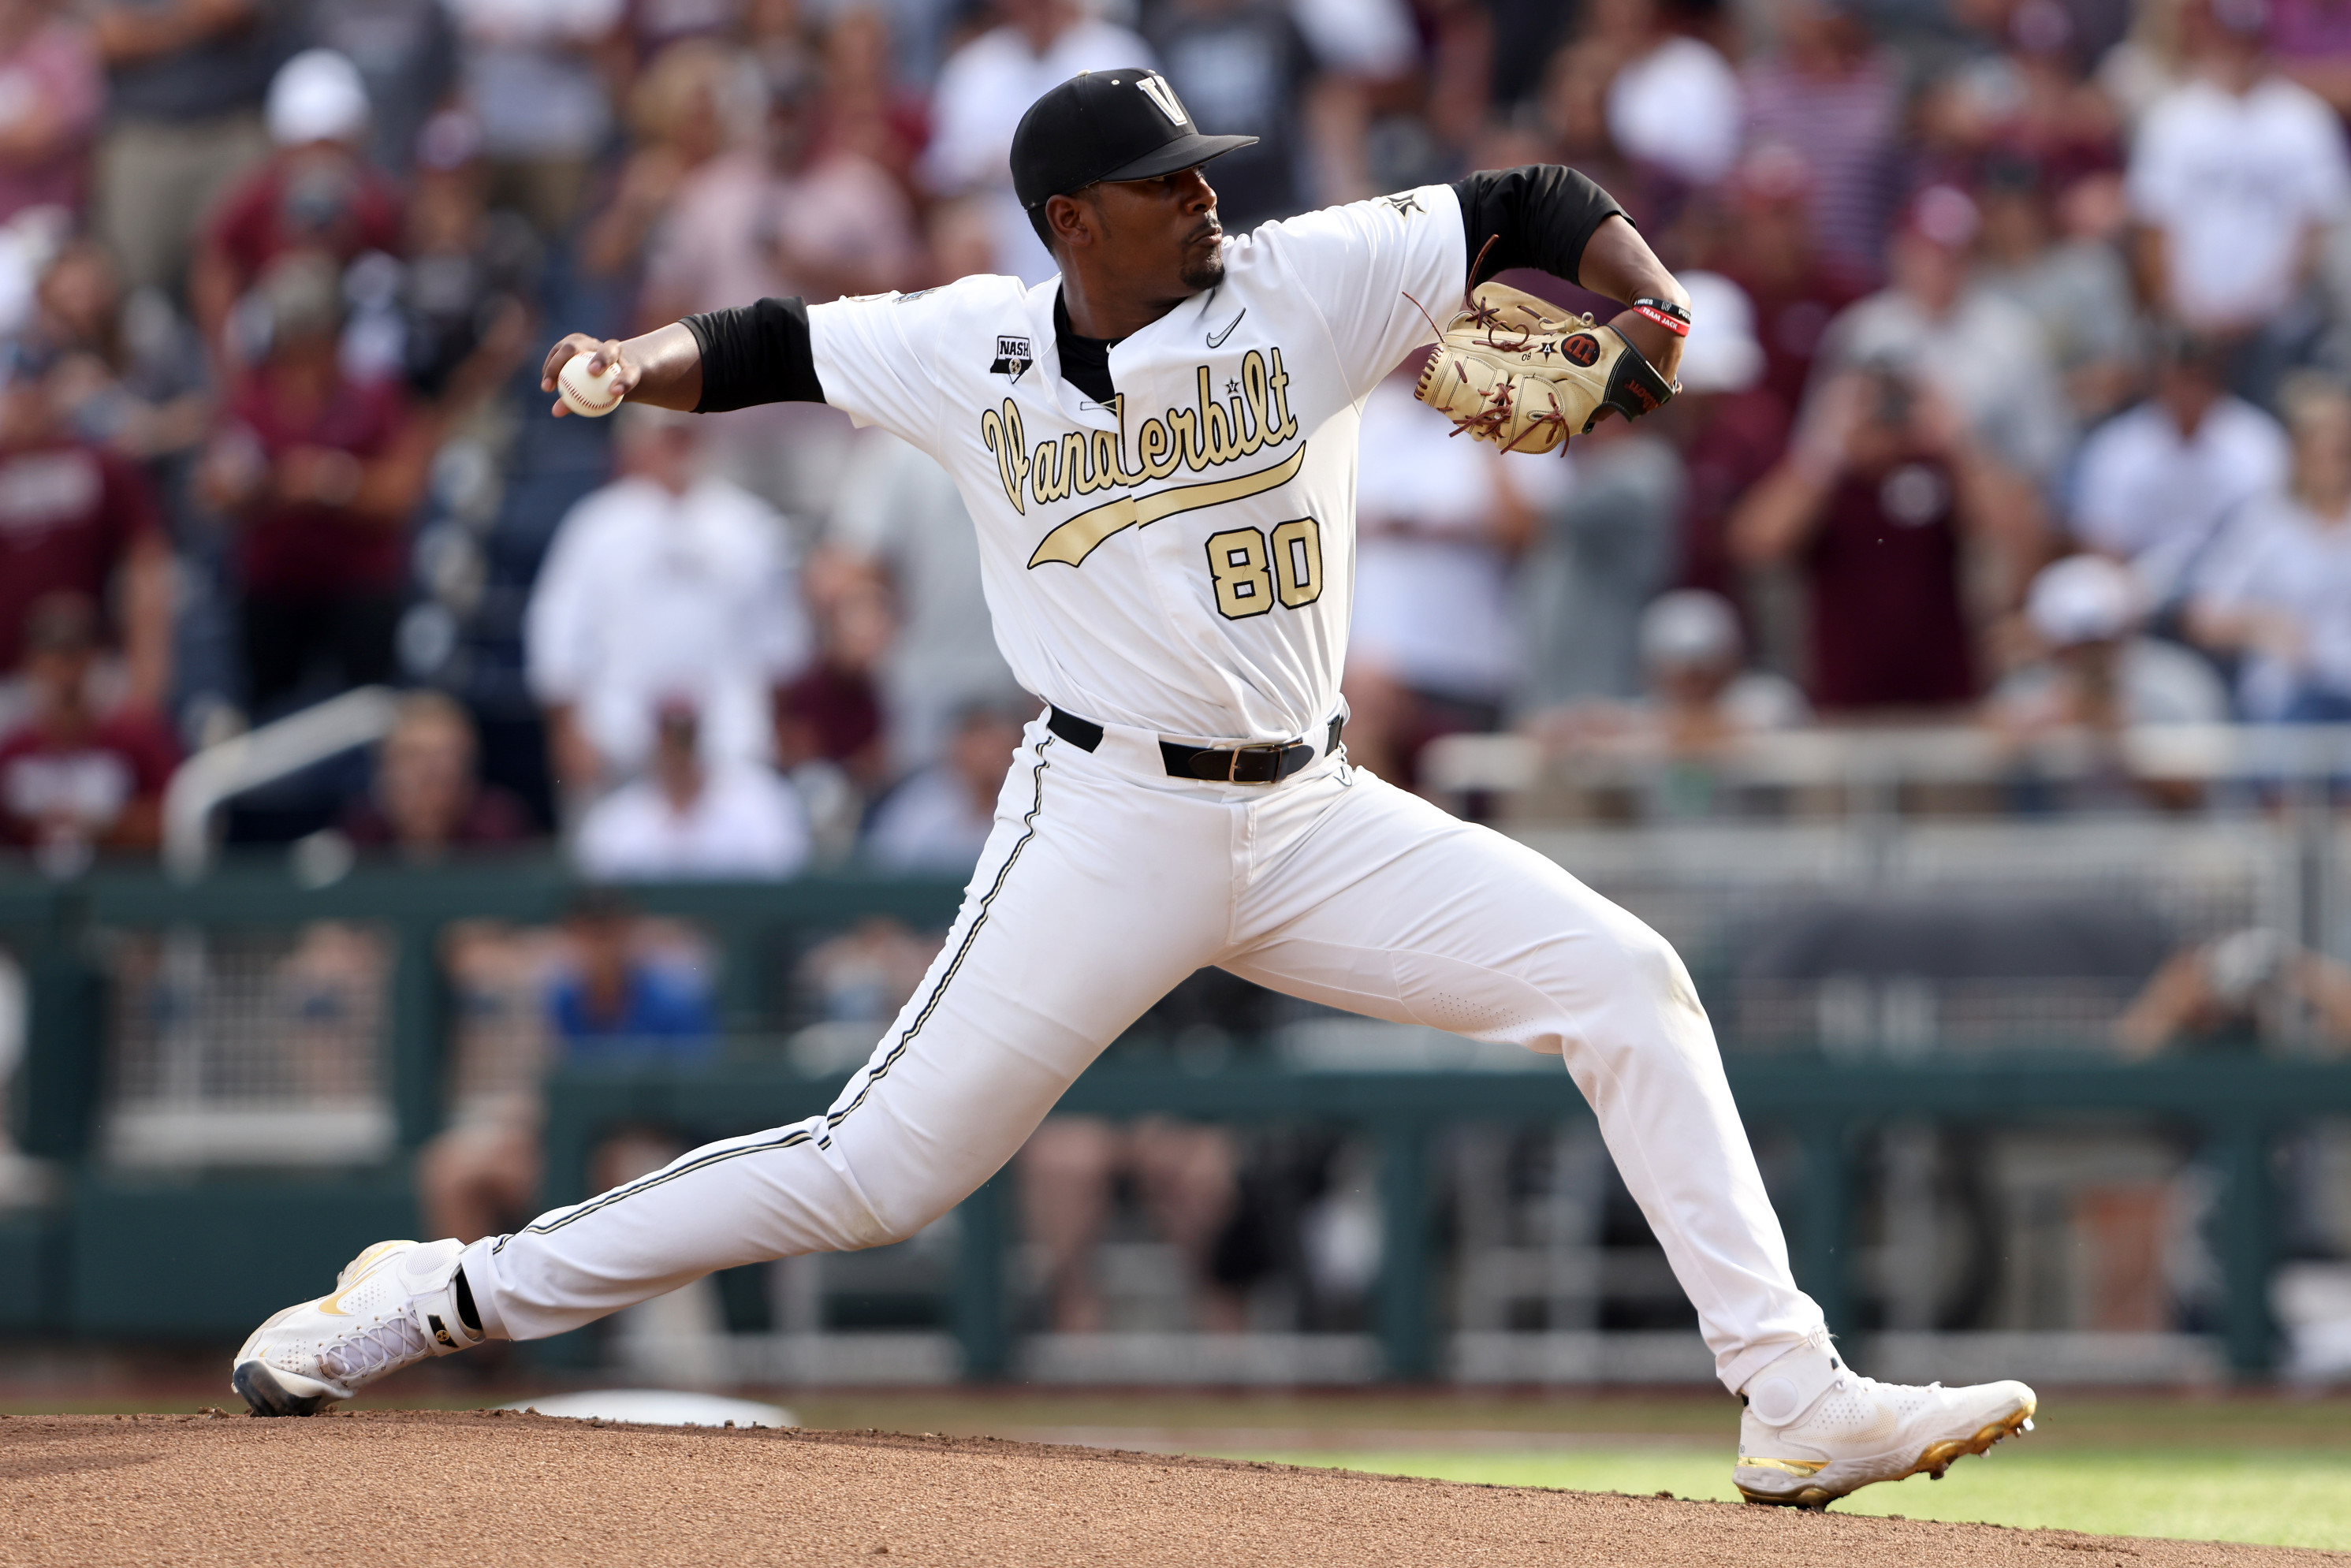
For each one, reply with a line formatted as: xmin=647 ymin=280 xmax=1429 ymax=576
xmin=1011 ymin=69 xmax=1256 ymax=214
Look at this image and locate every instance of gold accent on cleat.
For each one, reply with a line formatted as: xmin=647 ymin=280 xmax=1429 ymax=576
xmin=1735 ymin=1395 xmax=2039 ymax=1510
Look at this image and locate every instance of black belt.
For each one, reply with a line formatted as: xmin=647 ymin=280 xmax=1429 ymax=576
xmin=1047 ymin=706 xmax=1343 ymax=785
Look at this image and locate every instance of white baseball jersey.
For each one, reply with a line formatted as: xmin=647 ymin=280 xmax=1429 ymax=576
xmin=806 ymin=184 xmax=1470 ymax=743
xmin=452 ymin=174 xmax=1831 ymax=1407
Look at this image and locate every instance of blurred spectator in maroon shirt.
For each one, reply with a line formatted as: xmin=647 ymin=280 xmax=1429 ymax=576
xmin=0 ymin=347 xmax=171 ymax=715
xmin=1712 ymin=147 xmax=1870 ymax=415
xmin=1740 ymin=0 xmax=1906 ymax=284
xmin=0 ymin=593 xmax=177 ymax=874
xmin=0 ymin=0 xmax=102 ymax=224
xmin=1664 ymin=270 xmax=1788 ymax=607
xmin=192 ymin=50 xmax=405 ymax=354
xmin=2272 ymin=0 xmax=2351 ymax=117
xmin=199 ymin=251 xmax=431 ymax=714
xmin=776 ymin=575 xmax=892 ymax=794
xmin=1730 ymin=367 xmax=2040 ymax=713
xmin=337 ymin=690 xmax=535 ymax=861
xmin=1913 ymin=0 xmax=2122 ymax=199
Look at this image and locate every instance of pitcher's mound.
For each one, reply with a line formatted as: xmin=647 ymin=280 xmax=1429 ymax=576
xmin=0 ymin=1410 xmax=2325 ymax=1566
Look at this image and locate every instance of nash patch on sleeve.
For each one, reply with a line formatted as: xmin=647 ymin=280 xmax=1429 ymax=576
xmin=990 ymin=336 xmax=1033 ymax=382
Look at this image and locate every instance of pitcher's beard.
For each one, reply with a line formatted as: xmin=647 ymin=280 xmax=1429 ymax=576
xmin=1179 ymin=246 xmax=1224 ymax=292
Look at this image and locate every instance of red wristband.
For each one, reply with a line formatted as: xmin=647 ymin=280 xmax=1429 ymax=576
xmin=1631 ymin=303 xmax=1691 ymax=337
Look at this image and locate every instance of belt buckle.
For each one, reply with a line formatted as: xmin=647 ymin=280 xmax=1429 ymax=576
xmin=1227 ymin=741 xmax=1290 ymax=784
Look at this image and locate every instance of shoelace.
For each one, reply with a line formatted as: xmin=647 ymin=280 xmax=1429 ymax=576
xmin=319 ymin=1311 xmax=430 ymax=1382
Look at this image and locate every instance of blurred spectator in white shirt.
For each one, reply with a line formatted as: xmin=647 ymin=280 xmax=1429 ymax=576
xmin=575 ymin=699 xmax=811 ymax=879
xmin=1604 ymin=0 xmax=1742 ymax=189
xmin=2126 ymin=0 xmax=2351 ymax=338
xmin=2187 ymin=376 xmax=2351 ymax=721
xmin=445 ymin=0 xmax=625 ymax=235
xmin=1522 ymin=589 xmax=1806 ymax=820
xmin=863 ymin=702 xmax=1026 ymax=875
xmin=1820 ymin=184 xmax=2073 ymax=482
xmin=2070 ymin=330 xmax=2290 ymax=606
xmin=922 ymin=0 xmax=1154 ymax=283
xmin=1343 ymin=363 xmax=1537 ymax=786
xmin=1288 ymin=0 xmax=1415 ymax=80
xmin=526 ymin=405 xmax=810 ymax=800
xmin=1973 ymin=162 xmax=2140 ymax=425
xmin=1990 ymin=553 xmax=2230 ymax=737
xmin=1979 ymin=558 xmax=2222 ymax=843
xmin=825 ymin=427 xmax=1024 ymax=774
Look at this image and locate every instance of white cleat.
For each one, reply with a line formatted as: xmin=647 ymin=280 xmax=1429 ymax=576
xmin=231 ymin=1238 xmax=484 ymax=1416
xmin=1733 ymin=1329 xmax=2037 ymax=1509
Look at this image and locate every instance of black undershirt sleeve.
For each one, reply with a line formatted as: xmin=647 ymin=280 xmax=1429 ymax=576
xmin=679 ymin=296 xmax=826 ymax=413
xmin=1451 ymin=166 xmax=1628 ymax=289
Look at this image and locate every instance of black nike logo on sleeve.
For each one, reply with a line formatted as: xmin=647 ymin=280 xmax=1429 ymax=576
xmin=1206 ymin=309 xmax=1245 ymax=348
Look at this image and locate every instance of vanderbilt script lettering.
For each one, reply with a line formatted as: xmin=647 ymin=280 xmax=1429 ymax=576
xmin=981 ymin=348 xmax=1300 ymax=522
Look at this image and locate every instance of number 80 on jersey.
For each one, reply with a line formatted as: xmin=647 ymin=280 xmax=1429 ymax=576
xmin=1205 ymin=516 xmax=1324 ymax=620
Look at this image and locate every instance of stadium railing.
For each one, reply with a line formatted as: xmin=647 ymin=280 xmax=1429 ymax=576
xmin=1421 ymin=721 xmax=2351 ymax=811
xmin=528 ymin=1054 xmax=2351 ymax=1384
xmin=2 ymin=808 xmax=2346 ymax=1380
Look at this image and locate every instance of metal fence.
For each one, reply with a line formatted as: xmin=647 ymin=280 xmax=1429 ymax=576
xmin=2 ymin=809 xmax=2348 ymax=1382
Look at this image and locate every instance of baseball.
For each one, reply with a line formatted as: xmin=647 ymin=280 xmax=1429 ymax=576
xmin=557 ymin=351 xmax=626 ymax=417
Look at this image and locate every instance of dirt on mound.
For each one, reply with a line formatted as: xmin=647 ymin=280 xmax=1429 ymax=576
xmin=0 ymin=1410 xmax=2332 ymax=1567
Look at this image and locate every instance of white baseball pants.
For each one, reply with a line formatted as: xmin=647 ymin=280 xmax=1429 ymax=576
xmin=462 ymin=714 xmax=1825 ymax=1391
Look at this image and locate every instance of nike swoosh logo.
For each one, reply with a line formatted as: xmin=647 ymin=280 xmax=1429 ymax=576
xmin=1028 ymin=442 xmax=1307 ymax=568
xmin=1206 ymin=309 xmax=1245 ymax=348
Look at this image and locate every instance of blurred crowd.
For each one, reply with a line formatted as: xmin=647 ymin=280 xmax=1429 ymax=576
xmin=6 ymin=0 xmax=2351 ymax=881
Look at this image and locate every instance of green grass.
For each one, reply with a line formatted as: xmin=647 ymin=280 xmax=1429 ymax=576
xmin=1220 ymin=1445 xmax=2351 ymax=1551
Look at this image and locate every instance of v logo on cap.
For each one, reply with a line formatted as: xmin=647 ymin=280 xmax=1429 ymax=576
xmin=1136 ymin=73 xmax=1188 ymax=126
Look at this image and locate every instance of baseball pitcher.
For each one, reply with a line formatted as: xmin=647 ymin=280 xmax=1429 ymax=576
xmin=233 ymin=70 xmax=2034 ymax=1508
